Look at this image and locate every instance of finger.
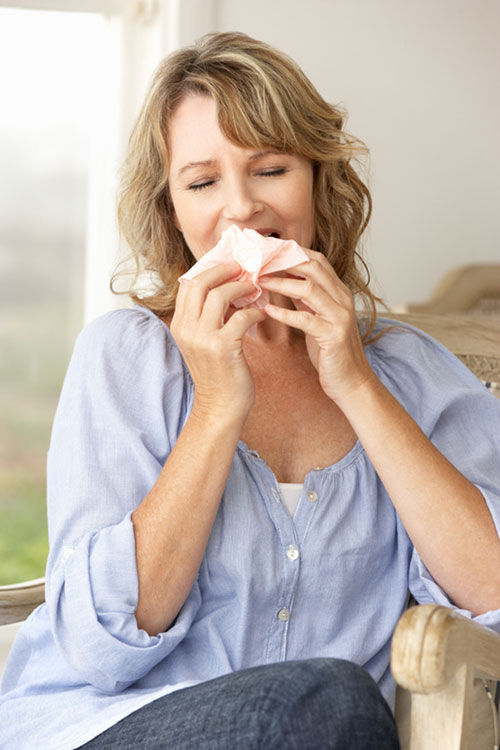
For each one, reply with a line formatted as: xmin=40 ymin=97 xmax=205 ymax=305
xmin=223 ymin=306 xmax=267 ymax=339
xmin=260 ymin=275 xmax=341 ymax=319
xmin=264 ymin=302 xmax=332 ymax=338
xmin=200 ymin=279 xmax=260 ymax=329
xmin=282 ymin=253 xmax=350 ymax=303
xmin=288 ymin=248 xmax=337 ymax=275
xmin=291 ymin=297 xmax=315 ymax=315
xmin=176 ymin=262 xmax=241 ymax=319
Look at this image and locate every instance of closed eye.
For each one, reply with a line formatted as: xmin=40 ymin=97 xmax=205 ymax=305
xmin=188 ymin=168 xmax=286 ymax=192
xmin=188 ymin=179 xmax=216 ymax=192
xmin=258 ymin=168 xmax=286 ymax=177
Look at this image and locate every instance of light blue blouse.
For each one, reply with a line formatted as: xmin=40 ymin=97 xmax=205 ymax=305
xmin=2 ymin=307 xmax=500 ymax=750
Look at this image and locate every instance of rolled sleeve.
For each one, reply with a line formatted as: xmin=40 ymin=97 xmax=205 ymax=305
xmin=410 ymin=541 xmax=500 ymax=630
xmin=45 ymin=308 xmax=197 ymax=692
xmin=50 ymin=513 xmax=201 ymax=693
xmin=412 ymin=388 xmax=500 ymax=630
xmin=371 ymin=320 xmax=500 ymax=628
xmin=409 ymin=374 xmax=500 ymax=628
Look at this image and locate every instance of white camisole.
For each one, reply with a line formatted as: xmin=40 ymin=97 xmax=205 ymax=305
xmin=278 ymin=482 xmax=304 ymax=518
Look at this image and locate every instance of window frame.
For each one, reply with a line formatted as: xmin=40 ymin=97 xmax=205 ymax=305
xmin=0 ymin=0 xmax=216 ymax=322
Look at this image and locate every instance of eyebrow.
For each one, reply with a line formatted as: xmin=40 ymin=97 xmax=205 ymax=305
xmin=176 ymin=150 xmax=286 ymax=178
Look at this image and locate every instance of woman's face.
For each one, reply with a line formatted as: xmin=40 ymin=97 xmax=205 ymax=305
xmin=167 ymin=94 xmax=315 ymax=260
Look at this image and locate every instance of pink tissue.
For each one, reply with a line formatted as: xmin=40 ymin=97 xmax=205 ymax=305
xmin=179 ymin=225 xmax=309 ymax=308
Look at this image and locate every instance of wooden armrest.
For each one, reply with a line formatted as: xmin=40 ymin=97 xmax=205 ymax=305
xmin=391 ymin=603 xmax=500 ymax=693
xmin=392 ymin=604 xmax=500 ymax=750
xmin=0 ymin=578 xmax=46 ymax=626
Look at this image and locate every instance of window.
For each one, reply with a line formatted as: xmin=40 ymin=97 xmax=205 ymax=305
xmin=0 ymin=7 xmax=109 ymax=583
xmin=0 ymin=0 xmax=202 ymax=585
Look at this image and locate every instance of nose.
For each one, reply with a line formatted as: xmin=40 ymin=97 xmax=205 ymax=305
xmin=222 ymin=178 xmax=262 ymax=224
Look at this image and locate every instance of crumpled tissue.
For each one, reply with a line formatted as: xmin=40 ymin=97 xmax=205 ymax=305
xmin=179 ymin=224 xmax=309 ymax=308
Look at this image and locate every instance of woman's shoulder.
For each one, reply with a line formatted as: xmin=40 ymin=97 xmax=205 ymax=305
xmin=364 ymin=316 xmax=488 ymax=412
xmin=366 ymin=316 xmax=466 ymax=372
xmin=77 ymin=304 xmax=171 ymax=347
xmin=49 ymin=307 xmax=191 ymax=462
xmin=68 ymin=305 xmax=187 ymax=384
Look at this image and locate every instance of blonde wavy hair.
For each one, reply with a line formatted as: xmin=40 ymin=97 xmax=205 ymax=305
xmin=116 ymin=31 xmax=381 ymax=334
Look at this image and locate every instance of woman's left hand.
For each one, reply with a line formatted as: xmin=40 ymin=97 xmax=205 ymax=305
xmin=263 ymin=249 xmax=500 ymax=616
xmin=259 ymin=249 xmax=376 ymax=405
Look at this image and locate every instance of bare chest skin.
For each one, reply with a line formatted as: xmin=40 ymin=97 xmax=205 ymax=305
xmin=241 ymin=336 xmax=358 ymax=483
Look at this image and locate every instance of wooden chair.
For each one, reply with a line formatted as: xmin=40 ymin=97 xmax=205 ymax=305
xmin=1 ymin=313 xmax=500 ymax=749
xmin=392 ymin=604 xmax=500 ymax=750
xmin=400 ymin=264 xmax=500 ymax=317
xmin=386 ymin=312 xmax=500 ymax=391
xmin=0 ymin=578 xmax=45 ymax=627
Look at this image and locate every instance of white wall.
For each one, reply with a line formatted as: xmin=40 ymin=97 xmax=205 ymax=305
xmin=176 ymin=0 xmax=500 ymax=309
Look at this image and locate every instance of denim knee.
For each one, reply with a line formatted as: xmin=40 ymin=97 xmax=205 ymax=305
xmin=78 ymin=659 xmax=399 ymax=750
xmin=252 ymin=658 xmax=399 ymax=750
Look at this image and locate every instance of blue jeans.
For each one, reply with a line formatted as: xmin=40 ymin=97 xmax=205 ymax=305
xmin=79 ymin=658 xmax=400 ymax=749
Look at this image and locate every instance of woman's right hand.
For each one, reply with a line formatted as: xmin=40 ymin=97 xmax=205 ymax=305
xmin=133 ymin=264 xmax=264 ymax=635
xmin=170 ymin=262 xmax=266 ymax=423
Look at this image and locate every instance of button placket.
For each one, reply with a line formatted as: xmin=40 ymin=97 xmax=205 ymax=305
xmin=250 ymin=470 xmax=300 ymax=659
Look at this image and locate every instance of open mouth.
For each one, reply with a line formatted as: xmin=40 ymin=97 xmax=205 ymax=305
xmin=257 ymin=229 xmax=281 ymax=239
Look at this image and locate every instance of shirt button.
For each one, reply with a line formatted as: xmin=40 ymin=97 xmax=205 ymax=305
xmin=306 ymin=490 xmax=318 ymax=503
xmin=62 ymin=546 xmax=74 ymax=560
xmin=277 ymin=607 xmax=290 ymax=622
xmin=271 ymin=488 xmax=280 ymax=502
xmin=286 ymin=545 xmax=299 ymax=561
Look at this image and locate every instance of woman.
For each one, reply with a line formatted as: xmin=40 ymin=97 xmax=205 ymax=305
xmin=2 ymin=31 xmax=500 ymax=750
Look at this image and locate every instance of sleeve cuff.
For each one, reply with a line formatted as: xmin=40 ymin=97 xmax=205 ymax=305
xmin=49 ymin=513 xmax=201 ymax=693
xmin=409 ymin=548 xmax=500 ymax=631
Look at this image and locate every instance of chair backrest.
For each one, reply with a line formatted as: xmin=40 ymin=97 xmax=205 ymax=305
xmin=404 ymin=264 xmax=500 ymax=316
xmin=386 ymin=312 xmax=500 ymax=390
